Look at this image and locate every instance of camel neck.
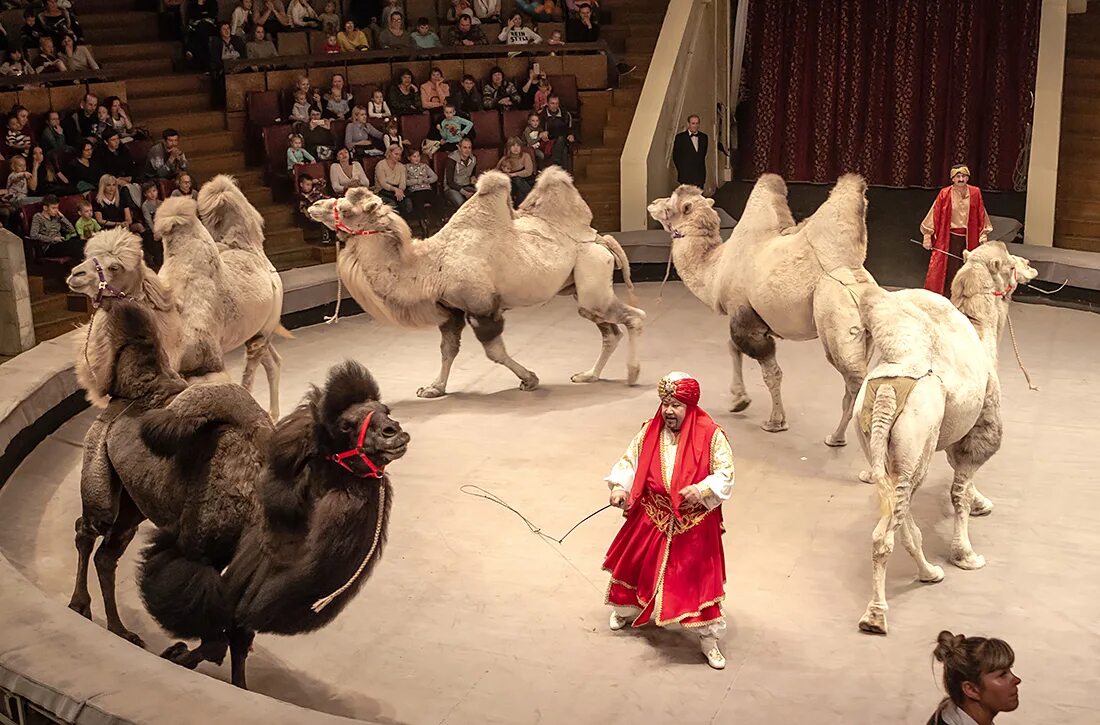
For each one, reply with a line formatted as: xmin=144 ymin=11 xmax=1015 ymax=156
xmin=671 ymin=231 xmax=721 ymax=308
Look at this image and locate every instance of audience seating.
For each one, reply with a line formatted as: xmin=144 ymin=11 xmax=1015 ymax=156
xmin=399 ymin=113 xmax=432 ymax=146
xmin=469 ymin=110 xmax=502 ymax=149
xmin=502 ymin=109 xmax=530 ymax=140
xmin=57 ymin=194 xmax=84 ymax=221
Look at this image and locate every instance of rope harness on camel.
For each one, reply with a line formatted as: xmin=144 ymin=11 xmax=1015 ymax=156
xmin=324 ymin=203 xmax=381 ymax=326
xmin=82 ymin=257 xmax=131 ymax=394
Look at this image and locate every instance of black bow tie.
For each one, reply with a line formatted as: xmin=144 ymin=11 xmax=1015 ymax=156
xmin=689 ymin=133 xmax=698 ymax=137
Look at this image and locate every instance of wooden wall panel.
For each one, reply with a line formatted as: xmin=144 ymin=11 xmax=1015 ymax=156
xmin=266 ymin=68 xmax=305 ymax=91
xmin=563 ymin=55 xmax=607 ymax=90
xmin=225 ymin=72 xmax=266 ymax=113
xmin=347 ymin=63 xmax=393 ymax=87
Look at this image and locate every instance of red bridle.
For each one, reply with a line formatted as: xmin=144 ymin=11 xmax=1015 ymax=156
xmin=328 ymin=411 xmax=386 ymax=479
xmin=992 ymin=268 xmax=1017 ymax=298
xmin=332 ymin=202 xmax=382 ymax=237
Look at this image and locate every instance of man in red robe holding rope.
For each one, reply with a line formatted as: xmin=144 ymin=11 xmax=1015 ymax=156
xmin=603 ymin=371 xmax=735 ymax=670
xmin=921 ymin=163 xmax=993 ymax=296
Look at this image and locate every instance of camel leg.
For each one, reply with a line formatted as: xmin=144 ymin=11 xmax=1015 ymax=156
xmin=260 ymin=342 xmax=282 ymax=420
xmin=757 ymin=356 xmax=787 ymax=432
xmin=240 ymin=335 xmax=265 ymax=394
xmin=229 ymin=627 xmax=255 ymax=689
xmin=93 ymin=492 xmax=147 ymax=647
xmin=730 ymin=307 xmax=786 ymax=431
xmin=813 ymin=276 xmax=870 ymax=447
xmin=571 ymin=316 xmax=621 ymax=383
xmin=728 ymin=340 xmax=750 ymax=412
xmin=571 ymin=245 xmax=645 ymax=385
xmin=945 ymin=382 xmax=1001 ymax=570
xmin=970 ymin=486 xmax=994 ymax=517
xmin=899 ymin=512 xmax=944 ymax=583
xmin=161 ymin=637 xmax=228 ymax=670
xmin=470 ymin=313 xmax=539 ymax=391
xmin=70 ymin=437 xmax=118 ymax=619
xmin=858 ymin=502 xmax=902 ymax=635
xmin=418 ymin=307 xmax=465 ymax=398
xmin=68 ymin=515 xmax=99 ymax=619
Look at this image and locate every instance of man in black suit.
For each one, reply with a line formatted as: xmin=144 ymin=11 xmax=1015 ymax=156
xmin=672 ymin=114 xmax=708 ymax=189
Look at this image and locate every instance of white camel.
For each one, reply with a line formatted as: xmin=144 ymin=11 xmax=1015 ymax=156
xmin=647 ymin=176 xmax=876 ymax=445
xmin=854 ymin=242 xmax=1037 ymax=635
xmin=308 ymin=168 xmax=644 ymax=396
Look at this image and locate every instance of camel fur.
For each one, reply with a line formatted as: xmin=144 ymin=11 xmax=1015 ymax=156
xmin=853 ymin=242 xmax=1037 ymax=635
xmin=308 ymin=167 xmax=645 ymax=397
xmin=647 ymin=176 xmax=876 ymax=445
xmin=139 ymin=361 xmax=409 ymax=688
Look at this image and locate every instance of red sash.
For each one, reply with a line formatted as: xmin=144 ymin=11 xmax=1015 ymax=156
xmin=628 ymin=406 xmax=720 ymax=519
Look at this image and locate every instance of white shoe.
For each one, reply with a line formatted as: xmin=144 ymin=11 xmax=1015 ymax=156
xmin=609 ymin=612 xmax=630 ymax=631
xmin=701 ymin=637 xmax=726 ymax=669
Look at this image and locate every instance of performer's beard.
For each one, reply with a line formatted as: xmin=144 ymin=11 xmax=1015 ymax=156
xmin=664 ymin=413 xmax=683 ymax=431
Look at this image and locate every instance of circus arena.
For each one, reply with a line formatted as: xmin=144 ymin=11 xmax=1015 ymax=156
xmin=1 ymin=2 xmax=1098 ymax=724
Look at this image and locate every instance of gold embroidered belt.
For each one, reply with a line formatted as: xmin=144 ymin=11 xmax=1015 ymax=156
xmin=641 ymin=494 xmax=711 ymax=537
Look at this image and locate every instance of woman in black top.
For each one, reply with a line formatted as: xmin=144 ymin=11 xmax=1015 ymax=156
xmin=28 ymin=146 xmax=74 ymax=197
xmin=92 ymin=174 xmax=138 ymax=231
xmin=66 ymin=141 xmax=102 ymax=193
xmin=387 ymin=69 xmax=422 ymax=116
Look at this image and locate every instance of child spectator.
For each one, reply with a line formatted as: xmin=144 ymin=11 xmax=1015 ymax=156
xmin=318 ymin=1 xmax=341 ymax=35
xmin=1 ymin=49 xmax=35 ymax=77
xmin=75 ymin=199 xmax=102 ymax=240
xmin=452 ymin=74 xmax=483 ymax=116
xmin=381 ymin=119 xmax=409 ymax=151
xmin=289 ymin=88 xmax=314 ymax=123
xmin=338 ymin=19 xmax=370 ymax=51
xmin=547 ymin=29 xmax=564 ymax=46
xmin=367 ymin=88 xmax=392 ymax=119
xmin=19 ymin=11 xmax=44 ymax=50
xmin=499 ymin=13 xmax=541 ymax=45
xmin=6 ymin=155 xmax=33 ymax=205
xmin=404 ymin=147 xmax=438 ymax=237
xmin=524 ymin=112 xmax=546 ymax=163
xmin=436 ymin=105 xmax=473 ymax=151
xmin=5 ymin=113 xmax=30 ymax=156
xmin=535 ymin=76 xmax=552 ymax=113
xmin=140 ymin=181 xmax=161 ymax=233
xmin=324 ymin=73 xmax=351 ymax=120
xmin=297 ymin=173 xmax=331 ymax=242
xmin=411 ymin=18 xmax=440 ymax=48
xmin=34 ymin=36 xmax=67 ymax=73
xmin=30 ymin=194 xmax=81 ymax=257
xmin=37 ymin=112 xmax=65 ymax=153
xmin=443 ymin=138 xmax=477 ymax=210
xmin=286 ymin=133 xmax=316 ymax=170
xmin=170 ymin=173 xmax=198 ymax=200
xmin=320 ymin=33 xmax=340 ymax=53
xmin=287 ymin=0 xmax=321 ymax=28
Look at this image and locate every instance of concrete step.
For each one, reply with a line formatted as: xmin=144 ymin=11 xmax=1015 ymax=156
xmin=94 ymin=41 xmax=181 ymax=63
xmin=104 ymin=56 xmax=176 ymax=78
xmin=128 ymin=92 xmax=212 ymax=119
xmin=141 ymin=110 xmax=226 ymax=137
xmin=127 ymin=74 xmax=208 ymax=99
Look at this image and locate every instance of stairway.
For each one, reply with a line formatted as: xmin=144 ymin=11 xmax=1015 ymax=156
xmin=1055 ymin=6 xmax=1100 ymax=253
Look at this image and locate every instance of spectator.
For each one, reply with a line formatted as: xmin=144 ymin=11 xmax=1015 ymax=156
xmin=403 ymin=147 xmax=437 ymax=236
xmin=410 ymin=17 xmax=440 ymax=48
xmin=518 ymin=65 xmax=539 ymax=108
xmin=448 ymin=15 xmax=487 ymax=46
xmin=297 ymin=173 xmax=331 ymax=242
xmin=19 ymin=10 xmax=44 ymax=49
xmin=338 ymin=19 xmax=370 ymax=51
xmin=294 ymin=74 xmax=324 ymax=109
xmin=324 ymin=73 xmax=351 ymax=119
xmin=345 ymin=105 xmax=384 ymax=157
xmin=246 ymin=24 xmax=278 ymax=59
xmin=145 ymin=128 xmax=190 ymax=179
xmin=66 ymin=140 xmax=101 ymax=193
xmin=184 ymin=0 xmax=219 ymax=68
xmin=64 ymin=93 xmax=99 ymax=146
xmin=378 ymin=11 xmax=414 ymax=50
xmin=95 ymin=129 xmax=140 ymax=202
xmin=6 ymin=155 xmax=34 ymax=206
xmin=375 ymin=143 xmax=411 ymax=216
xmin=534 ymin=75 xmax=552 ymax=112
xmin=60 ymin=33 xmax=98 ymax=71
xmin=930 ymin=631 xmax=1020 ymax=725
xmin=474 ymin=0 xmax=503 ymax=23
xmin=74 ymin=200 xmax=102 ymax=241
xmin=105 ymin=97 xmax=137 ymax=143
xmin=452 ymin=74 xmax=483 ymax=116
xmin=296 ymin=108 xmax=336 ymax=159
xmin=170 ymin=172 xmax=199 ymax=200
xmin=482 ymin=67 xmax=520 ymax=110
xmin=320 ymin=33 xmax=341 ymax=53
xmin=289 ymin=88 xmax=315 ymax=123
xmin=497 ymin=136 xmax=534 ymax=204
xmin=566 ymin=0 xmax=600 ymax=15
xmin=436 ymin=105 xmax=472 ymax=151
xmin=29 ymin=145 xmax=73 ymax=197
xmin=523 ymin=112 xmax=546 ymax=164
xmin=38 ymin=111 xmax=67 ymax=153
xmin=230 ymin=0 xmax=254 ymax=37
xmin=516 ymin=0 xmax=561 ymax=22
xmin=367 ymin=88 xmax=391 ymax=119
xmin=140 ymin=180 xmax=161 ymax=233
xmin=672 ymin=113 xmax=708 ymax=188
xmin=546 ymin=28 xmax=564 ymax=46
xmin=420 ymin=67 xmax=450 ymax=117
xmin=5 ymin=113 xmax=30 ymax=157
xmin=12 ymin=105 xmax=29 ymax=133
xmin=538 ymin=95 xmax=575 ymax=170
xmin=499 ymin=13 xmax=541 ymax=45
xmin=443 ymin=137 xmax=477 ymax=209
xmin=38 ymin=0 xmax=83 ymax=43
xmin=29 ymin=194 xmax=81 ymax=258
xmin=329 ymin=146 xmax=369 ymax=194
xmin=287 ymin=0 xmax=321 ymax=29
xmin=34 ymin=36 xmax=67 ymax=73
xmin=379 ymin=0 xmax=404 ymax=25
xmin=381 ymin=118 xmax=409 ymax=151
xmin=567 ymin=4 xmax=635 ymax=75
xmin=209 ymin=21 xmax=245 ymax=74
xmin=318 ymin=1 xmax=341 ymax=35
xmin=447 ymin=0 xmax=479 ymax=24
xmin=1 ymin=49 xmax=34 ymax=77
xmin=94 ymin=174 xmax=140 ymax=232
xmin=253 ymin=0 xmax=291 ymax=35
xmin=286 ymin=133 xmax=316 ymax=170
xmin=91 ymin=104 xmax=112 ymax=139
xmin=387 ymin=68 xmax=422 ymax=115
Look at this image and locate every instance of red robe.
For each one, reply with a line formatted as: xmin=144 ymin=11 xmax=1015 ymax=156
xmin=603 ymin=408 xmax=726 ymax=628
xmin=924 ymin=184 xmax=986 ymax=294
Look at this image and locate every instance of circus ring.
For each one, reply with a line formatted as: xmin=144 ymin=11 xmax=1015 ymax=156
xmin=2 ymin=276 xmax=1099 ymax=724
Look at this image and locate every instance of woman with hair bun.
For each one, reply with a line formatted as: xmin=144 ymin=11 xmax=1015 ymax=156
xmin=930 ymin=630 xmax=1021 ymax=725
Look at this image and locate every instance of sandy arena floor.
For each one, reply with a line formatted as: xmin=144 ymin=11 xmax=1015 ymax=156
xmin=1 ymin=283 xmax=1098 ymax=724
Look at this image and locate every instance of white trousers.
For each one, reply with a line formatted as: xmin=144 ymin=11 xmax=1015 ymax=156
xmin=611 ymin=605 xmax=726 ymax=640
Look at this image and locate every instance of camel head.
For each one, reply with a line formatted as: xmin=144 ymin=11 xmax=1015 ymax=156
xmin=1009 ymin=252 xmax=1039 ymax=287
xmin=647 ymin=185 xmax=719 ymax=238
xmin=308 ymin=187 xmax=413 ymax=244
xmin=67 ymin=227 xmax=173 ymax=311
xmin=957 ymin=242 xmax=1031 ymax=299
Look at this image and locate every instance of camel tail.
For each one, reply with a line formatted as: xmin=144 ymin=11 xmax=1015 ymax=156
xmin=139 ymin=528 xmax=232 ymax=640
xmin=597 ymin=234 xmax=638 ymax=306
xmin=274 ymin=324 xmax=294 ymax=339
xmin=868 ymin=383 xmax=898 ymax=516
xmin=140 ymin=383 xmax=270 ymax=457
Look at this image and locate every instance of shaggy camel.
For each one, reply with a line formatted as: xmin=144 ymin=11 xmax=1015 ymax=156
xmin=647 ymin=177 xmax=876 ymax=445
xmin=308 ymin=167 xmax=645 ymax=397
xmin=66 ymin=298 xmax=273 ymax=648
xmin=854 ymin=242 xmax=1037 ymax=635
xmin=140 ymin=360 xmax=409 ymax=688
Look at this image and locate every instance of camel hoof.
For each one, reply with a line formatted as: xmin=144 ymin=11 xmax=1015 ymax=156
xmin=857 ymin=608 xmax=888 ymax=635
xmin=161 ymin=642 xmax=189 ymax=661
xmin=416 ymin=385 xmax=446 ymax=399
xmin=970 ymin=497 xmax=994 ymax=517
xmin=571 ymin=372 xmax=599 ymax=383
xmin=951 ymin=552 xmax=986 ymax=571
xmin=626 ymin=363 xmax=640 ymax=386
xmin=68 ymin=599 xmax=92 ymax=619
xmin=858 ymin=470 xmax=873 ymax=484
xmin=110 ymin=626 xmax=146 ymax=648
xmin=729 ymin=397 xmax=751 ymax=413
xmin=824 ymin=434 xmax=847 ymax=447
xmin=761 ymin=420 xmax=788 ymax=433
xmin=519 ymin=375 xmax=540 ymax=391
xmin=920 ymin=565 xmax=946 ymax=583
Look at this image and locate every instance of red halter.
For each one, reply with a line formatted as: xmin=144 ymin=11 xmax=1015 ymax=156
xmin=992 ymin=268 xmax=1017 ymax=298
xmin=332 ymin=202 xmax=382 ymax=237
xmin=327 ymin=411 xmax=386 ymax=479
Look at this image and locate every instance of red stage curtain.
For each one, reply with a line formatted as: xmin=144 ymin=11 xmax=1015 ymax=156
xmin=737 ymin=0 xmax=1040 ymax=190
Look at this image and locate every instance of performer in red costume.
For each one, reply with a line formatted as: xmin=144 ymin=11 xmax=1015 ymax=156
xmin=603 ymin=371 xmax=735 ymax=670
xmin=921 ymin=163 xmax=993 ymax=296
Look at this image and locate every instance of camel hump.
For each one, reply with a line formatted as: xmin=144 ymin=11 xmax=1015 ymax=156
xmin=801 ymin=174 xmax=870 ymax=270
xmin=140 ymin=383 xmax=271 ymax=457
xmin=475 ymin=170 xmax=512 ymax=196
xmin=154 ymin=196 xmax=200 ymax=238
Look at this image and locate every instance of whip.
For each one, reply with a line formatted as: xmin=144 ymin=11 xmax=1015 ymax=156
xmin=460 ymin=485 xmax=613 ymax=544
